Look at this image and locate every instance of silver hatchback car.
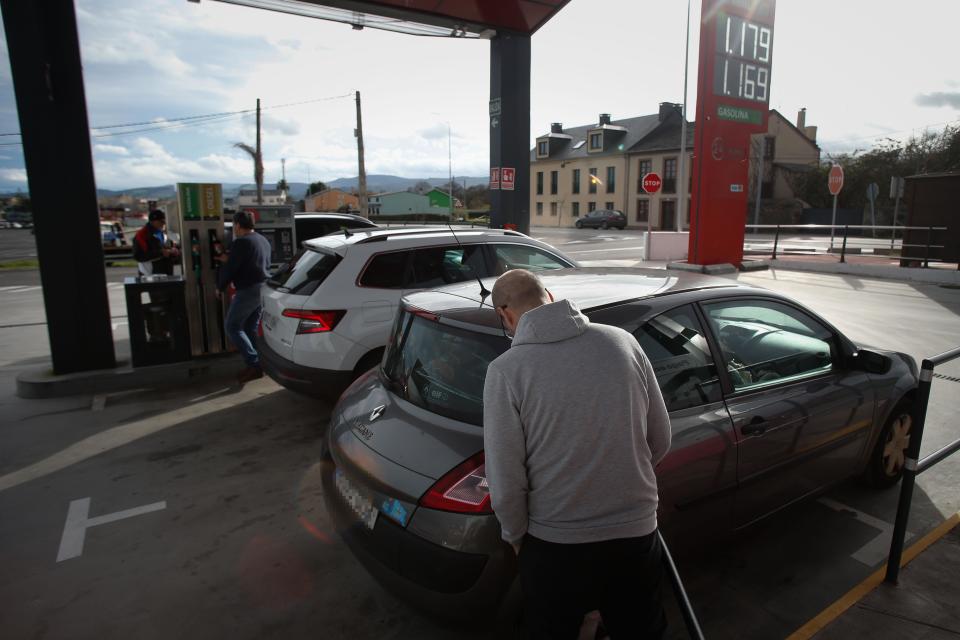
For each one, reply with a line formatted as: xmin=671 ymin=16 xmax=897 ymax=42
xmin=321 ymin=269 xmax=917 ymax=620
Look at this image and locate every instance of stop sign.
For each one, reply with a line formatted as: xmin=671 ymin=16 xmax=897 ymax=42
xmin=828 ymin=164 xmax=844 ymax=196
xmin=642 ymin=172 xmax=662 ymax=194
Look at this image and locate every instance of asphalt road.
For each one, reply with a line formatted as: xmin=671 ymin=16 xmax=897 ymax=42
xmin=0 ymin=227 xmax=38 ymax=262
xmin=1 ymin=229 xmax=959 ymax=639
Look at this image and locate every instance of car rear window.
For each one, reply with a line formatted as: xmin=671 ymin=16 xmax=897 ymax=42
xmin=382 ymin=308 xmax=509 ymax=426
xmin=359 ymin=251 xmax=408 ymax=288
xmin=267 ymin=247 xmax=340 ymax=296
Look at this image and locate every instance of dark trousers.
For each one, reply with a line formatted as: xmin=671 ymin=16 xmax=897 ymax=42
xmin=518 ymin=531 xmax=666 ymax=640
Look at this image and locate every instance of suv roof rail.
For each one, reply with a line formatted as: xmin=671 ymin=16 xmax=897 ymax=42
xmin=352 ymin=227 xmax=508 ymax=244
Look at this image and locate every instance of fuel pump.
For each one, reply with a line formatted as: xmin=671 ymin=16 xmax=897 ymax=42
xmin=208 ymin=228 xmax=227 ymax=352
xmin=238 ymin=205 xmax=296 ymax=267
xmin=177 ymin=183 xmax=227 ymax=356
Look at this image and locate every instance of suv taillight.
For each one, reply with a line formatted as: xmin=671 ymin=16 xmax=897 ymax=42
xmin=282 ymin=309 xmax=346 ymax=334
xmin=419 ymin=451 xmax=492 ymax=514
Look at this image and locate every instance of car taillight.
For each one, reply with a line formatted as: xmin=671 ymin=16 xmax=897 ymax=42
xmin=419 ymin=451 xmax=492 ymax=514
xmin=282 ymin=309 xmax=345 ymax=334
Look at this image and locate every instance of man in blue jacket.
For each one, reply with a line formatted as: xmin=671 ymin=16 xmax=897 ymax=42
xmin=216 ymin=210 xmax=272 ymax=384
xmin=483 ymin=269 xmax=672 ymax=639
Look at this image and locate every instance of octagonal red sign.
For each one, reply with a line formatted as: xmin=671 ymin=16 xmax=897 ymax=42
xmin=642 ymin=172 xmax=662 ymax=194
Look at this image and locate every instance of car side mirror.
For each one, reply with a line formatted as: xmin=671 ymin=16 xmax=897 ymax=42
xmin=848 ymin=349 xmax=892 ymax=374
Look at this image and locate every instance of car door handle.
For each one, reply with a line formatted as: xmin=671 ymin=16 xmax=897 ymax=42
xmin=740 ymin=418 xmax=769 ymax=436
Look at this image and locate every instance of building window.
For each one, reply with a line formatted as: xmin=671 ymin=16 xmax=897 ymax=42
xmin=536 ymin=171 xmax=543 ymax=195
xmin=663 ymin=157 xmax=677 ymax=193
xmin=588 ymin=201 xmax=596 ymax=212
xmin=636 ymin=199 xmax=650 ymax=222
xmin=606 ymin=166 xmax=616 ymax=193
xmin=550 ymin=202 xmax=558 ymax=216
xmin=605 ymin=201 xmax=614 ymax=210
xmin=637 ymin=159 xmax=652 ymax=190
xmin=660 ymin=200 xmax=676 ymax=230
xmin=537 ymin=140 xmax=548 ymax=156
xmin=571 ymin=202 xmax=580 ymax=217
xmin=763 ymin=136 xmax=775 ymax=159
xmin=589 ymin=132 xmax=602 ymax=150
xmin=536 ymin=202 xmax=543 ymax=216
xmin=550 ymin=171 xmax=558 ymax=195
xmin=572 ymin=168 xmax=581 ymax=194
xmin=588 ymin=168 xmax=598 ymax=194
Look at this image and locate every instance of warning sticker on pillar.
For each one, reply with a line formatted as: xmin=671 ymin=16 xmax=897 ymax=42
xmin=501 ymin=168 xmax=515 ymax=191
xmin=490 ymin=167 xmax=501 ymax=190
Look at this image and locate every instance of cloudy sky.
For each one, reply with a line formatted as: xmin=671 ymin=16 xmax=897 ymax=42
xmin=0 ymin=0 xmax=958 ymax=191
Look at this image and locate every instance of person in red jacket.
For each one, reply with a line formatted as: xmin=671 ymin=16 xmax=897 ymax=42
xmin=133 ymin=210 xmax=180 ymax=276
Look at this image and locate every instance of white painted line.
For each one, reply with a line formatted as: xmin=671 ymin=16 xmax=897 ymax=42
xmin=818 ymin=498 xmax=914 ymax=566
xmin=57 ymin=497 xmax=166 ymax=562
xmin=0 ymin=286 xmax=34 ymax=293
xmin=0 ymin=387 xmax=278 ymax=494
xmin=91 ymin=395 xmax=106 ymax=411
xmin=566 ymin=246 xmax=645 ymax=255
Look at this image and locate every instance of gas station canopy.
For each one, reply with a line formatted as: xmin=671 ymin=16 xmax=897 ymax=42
xmin=211 ymin=0 xmax=570 ymax=36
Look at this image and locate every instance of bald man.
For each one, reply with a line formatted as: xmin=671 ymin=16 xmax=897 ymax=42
xmin=483 ymin=269 xmax=671 ymax=640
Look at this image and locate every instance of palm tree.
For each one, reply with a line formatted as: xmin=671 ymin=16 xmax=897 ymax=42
xmin=233 ymin=142 xmax=263 ymax=205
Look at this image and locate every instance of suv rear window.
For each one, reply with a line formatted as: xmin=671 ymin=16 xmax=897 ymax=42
xmin=382 ymin=309 xmax=508 ymax=426
xmin=267 ymin=248 xmax=340 ymax=296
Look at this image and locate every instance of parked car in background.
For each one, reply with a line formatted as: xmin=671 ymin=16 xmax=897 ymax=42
xmin=575 ymin=209 xmax=626 ymax=229
xmin=259 ymin=227 xmax=577 ymax=398
xmin=295 ymin=212 xmax=378 ymax=241
xmin=322 ymin=269 xmax=917 ymax=620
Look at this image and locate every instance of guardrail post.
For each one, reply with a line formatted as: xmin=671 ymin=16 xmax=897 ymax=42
xmin=772 ymin=225 xmax=780 ymax=260
xmin=924 ymin=226 xmax=932 ymax=268
xmin=885 ymin=360 xmax=935 ymax=584
xmin=840 ymin=226 xmax=849 ymax=263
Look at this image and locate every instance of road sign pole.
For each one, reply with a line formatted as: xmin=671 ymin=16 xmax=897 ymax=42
xmin=830 ymin=193 xmax=838 ymax=250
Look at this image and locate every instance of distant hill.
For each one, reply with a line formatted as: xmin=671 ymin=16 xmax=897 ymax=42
xmin=91 ymin=175 xmax=488 ymax=201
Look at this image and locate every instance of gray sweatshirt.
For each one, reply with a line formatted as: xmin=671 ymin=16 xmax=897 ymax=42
xmin=482 ymin=298 xmax=672 ymax=545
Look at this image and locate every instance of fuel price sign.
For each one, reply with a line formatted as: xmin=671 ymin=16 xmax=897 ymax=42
xmin=713 ymin=11 xmax=774 ymax=103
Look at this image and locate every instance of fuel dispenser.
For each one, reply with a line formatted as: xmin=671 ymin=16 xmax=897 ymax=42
xmin=239 ymin=204 xmax=297 ymax=267
xmin=177 ymin=183 xmax=227 ymax=356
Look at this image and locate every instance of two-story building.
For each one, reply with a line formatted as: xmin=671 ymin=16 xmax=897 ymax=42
xmin=236 ymin=188 xmax=287 ymax=206
xmin=530 ymin=105 xmax=819 ymax=229
xmin=305 ymin=188 xmax=359 ymax=212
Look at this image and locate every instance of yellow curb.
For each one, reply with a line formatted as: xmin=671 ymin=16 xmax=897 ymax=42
xmin=787 ymin=511 xmax=960 ymax=640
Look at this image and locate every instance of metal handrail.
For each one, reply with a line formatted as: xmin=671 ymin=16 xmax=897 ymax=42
xmin=745 ymin=224 xmax=948 ymax=232
xmin=659 ymin=529 xmax=706 ymax=639
xmin=885 ymin=345 xmax=960 ymax=584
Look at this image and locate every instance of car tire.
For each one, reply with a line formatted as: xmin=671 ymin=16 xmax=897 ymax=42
xmin=575 ymin=221 xmax=582 ymax=229
xmin=353 ymin=347 xmax=385 ymax=379
xmin=601 ymin=221 xmax=609 ymax=230
xmin=866 ymin=400 xmax=913 ymax=489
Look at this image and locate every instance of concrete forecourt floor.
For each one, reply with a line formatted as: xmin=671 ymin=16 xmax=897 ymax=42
xmin=0 ymin=228 xmax=958 ymax=639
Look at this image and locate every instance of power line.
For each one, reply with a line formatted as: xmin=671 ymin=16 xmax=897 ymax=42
xmin=0 ymin=92 xmax=353 ymax=139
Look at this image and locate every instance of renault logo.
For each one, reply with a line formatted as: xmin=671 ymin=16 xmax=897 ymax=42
xmin=369 ymin=405 xmax=386 ymax=422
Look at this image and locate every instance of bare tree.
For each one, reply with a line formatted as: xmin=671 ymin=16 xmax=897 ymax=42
xmin=233 ymin=142 xmax=263 ymax=205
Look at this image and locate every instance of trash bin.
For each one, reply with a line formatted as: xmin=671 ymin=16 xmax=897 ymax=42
xmin=124 ymin=275 xmax=191 ymax=367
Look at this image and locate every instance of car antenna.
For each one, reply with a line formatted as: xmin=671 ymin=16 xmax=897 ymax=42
xmin=445 ymin=219 xmax=491 ymax=300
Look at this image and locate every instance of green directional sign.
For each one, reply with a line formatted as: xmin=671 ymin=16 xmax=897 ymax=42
xmin=716 ymin=104 xmax=763 ymax=125
xmin=177 ymin=183 xmax=222 ymax=220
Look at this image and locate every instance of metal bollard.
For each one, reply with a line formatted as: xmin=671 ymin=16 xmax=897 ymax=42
xmin=840 ymin=226 xmax=849 ymax=263
xmin=885 ymin=360 xmax=935 ymax=584
xmin=924 ymin=226 xmax=932 ymax=268
xmin=772 ymin=225 xmax=780 ymax=260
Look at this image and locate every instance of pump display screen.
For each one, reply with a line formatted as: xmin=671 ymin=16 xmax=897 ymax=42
xmin=260 ymin=227 xmax=296 ymax=266
xmin=713 ymin=12 xmax=773 ymax=103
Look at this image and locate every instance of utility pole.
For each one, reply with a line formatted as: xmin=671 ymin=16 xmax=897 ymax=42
xmin=355 ymin=91 xmax=368 ymax=217
xmin=280 ymin=157 xmax=287 ymax=203
xmin=256 ymin=98 xmax=263 ymax=205
xmin=448 ymin=123 xmax=453 ymax=219
xmin=675 ymin=0 xmax=691 ymax=232
xmin=752 ymin=138 xmax=764 ymax=229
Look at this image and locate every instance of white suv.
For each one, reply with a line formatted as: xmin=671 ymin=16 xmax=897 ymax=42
xmin=259 ymin=227 xmax=577 ymax=397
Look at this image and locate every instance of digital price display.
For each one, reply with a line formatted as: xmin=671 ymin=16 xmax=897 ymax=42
xmin=713 ymin=12 xmax=773 ymax=102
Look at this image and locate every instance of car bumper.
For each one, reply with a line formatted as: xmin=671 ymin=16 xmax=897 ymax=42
xmin=320 ymin=454 xmax=518 ymax=621
xmin=258 ymin=336 xmax=354 ymax=397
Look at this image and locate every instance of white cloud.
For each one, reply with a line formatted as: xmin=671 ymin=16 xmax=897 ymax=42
xmin=0 ymin=168 xmax=27 ymax=182
xmin=94 ymin=144 xmax=130 ymax=155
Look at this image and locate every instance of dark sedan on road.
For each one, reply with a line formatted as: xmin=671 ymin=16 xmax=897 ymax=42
xmin=321 ymin=269 xmax=917 ymax=620
xmin=575 ymin=209 xmax=626 ymax=229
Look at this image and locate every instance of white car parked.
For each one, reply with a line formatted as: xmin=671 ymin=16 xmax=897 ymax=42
xmin=259 ymin=226 xmax=577 ymax=397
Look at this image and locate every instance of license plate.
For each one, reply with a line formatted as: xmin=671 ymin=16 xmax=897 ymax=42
xmin=335 ymin=469 xmax=378 ymax=530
